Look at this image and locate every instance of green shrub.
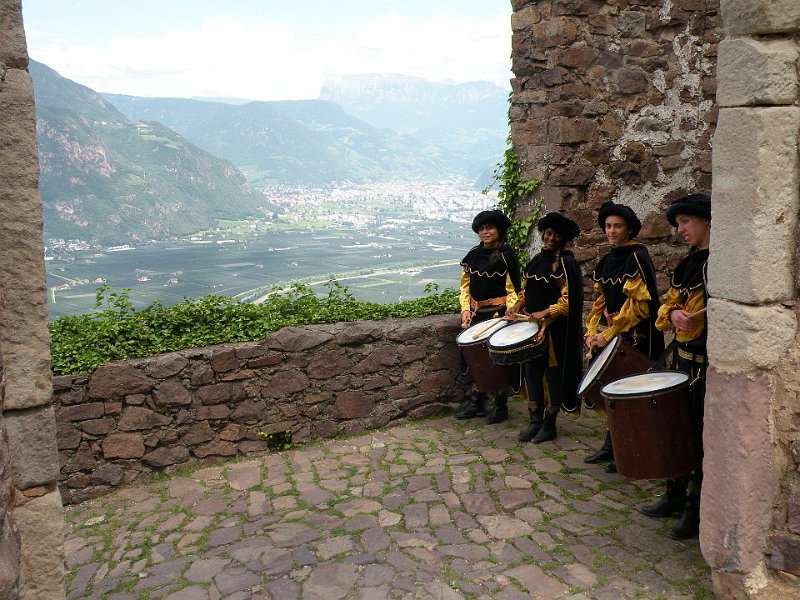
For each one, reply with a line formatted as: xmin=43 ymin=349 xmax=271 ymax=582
xmin=49 ymin=281 xmax=459 ymax=375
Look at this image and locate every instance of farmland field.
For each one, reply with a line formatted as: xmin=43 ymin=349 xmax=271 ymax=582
xmin=46 ymin=220 xmax=476 ymax=319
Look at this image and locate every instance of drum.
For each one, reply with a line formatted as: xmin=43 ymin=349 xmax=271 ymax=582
xmin=577 ymin=336 xmax=653 ymax=410
xmin=487 ymin=321 xmax=545 ymax=365
xmin=601 ymin=371 xmax=701 ymax=480
xmin=456 ymin=318 xmax=512 ymax=393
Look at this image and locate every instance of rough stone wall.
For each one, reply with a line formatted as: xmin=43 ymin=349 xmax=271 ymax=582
xmin=509 ymin=0 xmax=720 ymax=286
xmin=53 ymin=316 xmax=466 ymax=505
xmin=0 ymin=0 xmax=65 ymax=598
xmin=702 ymin=1 xmax=800 ymax=598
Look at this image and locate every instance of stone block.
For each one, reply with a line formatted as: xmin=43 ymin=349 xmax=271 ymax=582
xmin=307 ymin=349 xmax=352 ymax=378
xmin=709 ymin=107 xmax=800 ymax=304
xmin=770 ymin=532 xmax=800 ymax=576
xmin=231 ymin=398 xmax=267 ymax=423
xmin=5 ymin=406 xmax=60 ymax=488
xmin=153 ymin=379 xmax=193 ymax=407
xmin=0 ymin=2 xmax=28 ymax=65
xmin=720 ymin=0 xmax=800 ymax=35
xmin=701 ymin=368 xmax=779 ymax=573
xmin=143 ymin=446 xmax=190 ymax=468
xmin=511 ymin=4 xmax=542 ymax=31
xmin=193 ymin=441 xmax=237 ymax=459
xmin=706 ymin=299 xmax=796 ymax=371
xmin=196 ymin=382 xmax=246 ymax=405
xmin=58 ymin=403 xmax=103 ymax=422
xmin=335 ymin=322 xmax=383 ymax=345
xmin=180 ymin=422 xmax=213 ymax=446
xmin=144 ymin=354 xmax=189 ymax=379
xmin=260 ymin=370 xmax=310 ymax=398
xmin=117 ymin=406 xmax=171 ymax=431
xmin=717 ymin=39 xmax=799 ymax=107
xmin=618 ymin=10 xmax=646 ymax=38
xmin=209 ymin=349 xmax=238 ymax=372
xmin=88 ymin=462 xmax=123 ymax=486
xmin=102 ymin=433 xmax=145 ymax=459
xmin=88 ymin=364 xmax=153 ymax=398
xmin=352 ymin=348 xmax=399 ymax=374
xmin=335 ymin=392 xmax=374 ymax=419
xmin=195 ymin=405 xmax=230 ymax=420
xmin=265 ymin=327 xmax=333 ymax=352
xmin=548 ymin=117 xmax=598 ymax=144
xmin=56 ymin=423 xmax=81 ymax=450
xmin=14 ymin=490 xmax=65 ymax=600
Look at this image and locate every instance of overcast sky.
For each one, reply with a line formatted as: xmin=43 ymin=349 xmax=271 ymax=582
xmin=22 ymin=0 xmax=512 ymax=101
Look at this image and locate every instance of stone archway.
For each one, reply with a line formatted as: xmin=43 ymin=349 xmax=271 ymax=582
xmin=1 ymin=0 xmax=65 ymax=597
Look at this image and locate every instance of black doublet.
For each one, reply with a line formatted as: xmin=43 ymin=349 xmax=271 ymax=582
xmin=671 ymin=248 xmax=709 ymax=349
xmin=592 ymin=243 xmax=665 ymax=359
xmin=670 ymin=248 xmax=708 ymax=294
xmin=522 ymin=249 xmax=584 ymax=412
xmin=461 ymin=243 xmax=520 ymax=304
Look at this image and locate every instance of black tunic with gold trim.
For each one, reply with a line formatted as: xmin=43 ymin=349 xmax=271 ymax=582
xmin=459 ymin=243 xmax=521 ymax=321
xmin=585 ymin=241 xmax=665 ymax=360
xmin=520 ymin=249 xmax=584 ymax=412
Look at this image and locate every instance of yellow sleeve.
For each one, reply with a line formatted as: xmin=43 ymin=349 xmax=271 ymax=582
xmin=585 ymin=282 xmax=605 ymax=337
xmin=656 ymin=287 xmax=682 ymax=332
xmin=459 ymin=270 xmax=471 ymax=312
xmin=505 ymin=273 xmax=519 ymax=310
xmin=656 ymin=287 xmax=706 ymax=342
xmin=601 ymin=275 xmax=651 ymax=342
xmin=549 ymin=276 xmax=569 ymax=319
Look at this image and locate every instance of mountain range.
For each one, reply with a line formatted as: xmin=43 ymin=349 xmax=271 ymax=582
xmin=31 ymin=61 xmax=509 ymax=244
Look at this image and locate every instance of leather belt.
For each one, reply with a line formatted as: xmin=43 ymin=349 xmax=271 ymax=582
xmin=471 ymin=296 xmax=507 ymax=311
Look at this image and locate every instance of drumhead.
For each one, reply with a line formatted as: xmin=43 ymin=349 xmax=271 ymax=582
xmin=456 ymin=317 xmax=508 ymax=345
xmin=487 ymin=321 xmax=539 ymax=347
xmin=601 ymin=371 xmax=689 ymax=396
xmin=577 ymin=335 xmax=620 ymax=395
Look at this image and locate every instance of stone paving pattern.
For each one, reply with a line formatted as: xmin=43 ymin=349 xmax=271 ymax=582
xmin=63 ymin=406 xmax=713 ymax=599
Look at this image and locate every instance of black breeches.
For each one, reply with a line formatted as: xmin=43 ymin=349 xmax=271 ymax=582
xmin=524 ymin=357 xmax=562 ymax=415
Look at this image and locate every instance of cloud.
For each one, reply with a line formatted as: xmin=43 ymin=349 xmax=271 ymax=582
xmin=28 ymin=13 xmax=510 ymax=100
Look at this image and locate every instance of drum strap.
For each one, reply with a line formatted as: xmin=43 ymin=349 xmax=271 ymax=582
xmin=651 ymin=338 xmax=678 ymax=371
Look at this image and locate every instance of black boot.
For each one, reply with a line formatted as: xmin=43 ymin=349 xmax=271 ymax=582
xmin=669 ymin=493 xmax=700 ymax=539
xmin=531 ymin=411 xmax=557 ymax=444
xmin=640 ymin=479 xmax=687 ymax=518
xmin=604 ymin=460 xmax=617 ymax=473
xmin=486 ymin=393 xmax=508 ymax=424
xmin=518 ymin=409 xmax=543 ymax=441
xmin=454 ymin=392 xmax=487 ymax=419
xmin=584 ymin=431 xmax=613 ymax=464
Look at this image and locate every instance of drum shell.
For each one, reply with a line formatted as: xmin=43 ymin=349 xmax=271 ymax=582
xmin=603 ymin=377 xmax=701 ymax=480
xmin=487 ymin=332 xmax=546 ymax=365
xmin=581 ymin=339 xmax=653 ymax=410
xmin=460 ymin=341 xmax=511 ymax=393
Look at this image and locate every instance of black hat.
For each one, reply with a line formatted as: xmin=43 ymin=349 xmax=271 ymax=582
xmin=666 ymin=193 xmax=711 ymax=227
xmin=538 ymin=212 xmax=581 ymax=242
xmin=472 ymin=210 xmax=512 ymax=235
xmin=597 ymin=201 xmax=641 ymax=239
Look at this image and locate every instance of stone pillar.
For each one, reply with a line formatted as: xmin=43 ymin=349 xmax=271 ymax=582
xmin=0 ymin=0 xmax=66 ymax=598
xmin=704 ymin=0 xmax=800 ymax=597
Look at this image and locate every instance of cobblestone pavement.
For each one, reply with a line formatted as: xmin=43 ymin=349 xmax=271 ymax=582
xmin=64 ymin=405 xmax=713 ymax=600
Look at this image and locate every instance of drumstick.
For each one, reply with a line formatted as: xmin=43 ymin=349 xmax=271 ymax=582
xmin=689 ymin=307 xmax=707 ymax=317
xmin=470 ymin=320 xmax=504 ymax=340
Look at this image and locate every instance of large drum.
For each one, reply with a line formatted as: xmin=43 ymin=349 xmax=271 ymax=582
xmin=601 ymin=371 xmax=701 ymax=480
xmin=487 ymin=321 xmax=545 ymax=365
xmin=577 ymin=336 xmax=653 ymax=410
xmin=456 ymin=318 xmax=512 ymax=393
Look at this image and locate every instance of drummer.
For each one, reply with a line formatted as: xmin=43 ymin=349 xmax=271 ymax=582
xmin=584 ymin=201 xmax=665 ymax=472
xmin=455 ymin=209 xmax=521 ymax=422
xmin=639 ymin=193 xmax=711 ymax=539
xmin=506 ymin=212 xmax=584 ymax=443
